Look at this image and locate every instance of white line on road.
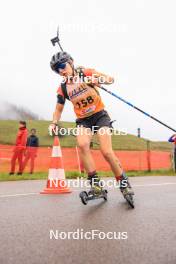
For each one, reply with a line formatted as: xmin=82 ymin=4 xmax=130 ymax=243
xmin=0 ymin=192 xmax=38 ymax=198
xmin=133 ymin=182 xmax=176 ymax=187
xmin=0 ymin=182 xmax=176 ymax=198
xmin=74 ymin=182 xmax=176 ymax=190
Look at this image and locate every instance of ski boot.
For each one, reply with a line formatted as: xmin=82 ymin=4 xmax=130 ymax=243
xmin=79 ymin=173 xmax=108 ymax=205
xmin=118 ymin=173 xmax=135 ymax=208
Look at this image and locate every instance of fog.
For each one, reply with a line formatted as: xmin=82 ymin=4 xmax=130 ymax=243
xmin=0 ymin=0 xmax=175 ymax=141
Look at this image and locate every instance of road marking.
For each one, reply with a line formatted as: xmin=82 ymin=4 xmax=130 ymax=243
xmin=0 ymin=182 xmax=176 ymax=198
xmin=133 ymin=182 xmax=176 ymax=187
xmin=0 ymin=192 xmax=38 ymax=198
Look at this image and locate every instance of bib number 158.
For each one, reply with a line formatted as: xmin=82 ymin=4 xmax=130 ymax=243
xmin=76 ymin=96 xmax=94 ymax=108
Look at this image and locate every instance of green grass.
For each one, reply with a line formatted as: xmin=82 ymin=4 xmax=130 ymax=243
xmin=0 ymin=170 xmax=175 ymax=182
xmin=0 ymin=120 xmax=172 ymax=151
xmin=0 ymin=120 xmax=76 ymax=147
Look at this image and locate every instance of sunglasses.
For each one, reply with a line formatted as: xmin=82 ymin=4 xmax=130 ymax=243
xmin=55 ymin=62 xmax=67 ymax=72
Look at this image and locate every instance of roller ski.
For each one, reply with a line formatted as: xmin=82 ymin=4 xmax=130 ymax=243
xmin=79 ymin=173 xmax=108 ymax=205
xmin=119 ymin=173 xmax=135 ymax=209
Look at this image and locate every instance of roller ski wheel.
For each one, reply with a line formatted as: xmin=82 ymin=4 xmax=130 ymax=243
xmin=125 ymin=193 xmax=134 ymax=208
xmin=123 ymin=193 xmax=135 ymax=209
xmin=79 ymin=191 xmax=88 ymax=205
xmin=122 ymin=188 xmax=135 ymax=209
xmin=103 ymin=189 xmax=108 ymax=201
xmin=79 ymin=189 xmax=108 ymax=205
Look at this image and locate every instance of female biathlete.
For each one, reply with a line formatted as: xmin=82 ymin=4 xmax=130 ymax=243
xmin=49 ymin=51 xmax=134 ymax=199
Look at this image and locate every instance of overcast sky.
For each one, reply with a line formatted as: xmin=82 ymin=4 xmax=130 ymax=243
xmin=0 ymin=0 xmax=175 ymax=141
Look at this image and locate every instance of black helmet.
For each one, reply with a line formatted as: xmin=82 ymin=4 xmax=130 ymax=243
xmin=50 ymin=51 xmax=73 ymax=73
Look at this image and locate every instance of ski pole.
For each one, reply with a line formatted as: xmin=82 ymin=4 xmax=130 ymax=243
xmin=100 ymin=86 xmax=176 ymax=133
xmin=51 ymin=26 xmax=64 ymax=51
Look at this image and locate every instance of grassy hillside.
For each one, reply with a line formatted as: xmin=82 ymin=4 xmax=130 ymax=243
xmin=0 ymin=120 xmax=172 ymax=151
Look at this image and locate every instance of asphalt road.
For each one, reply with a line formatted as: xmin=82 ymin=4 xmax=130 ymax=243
xmin=0 ymin=176 xmax=176 ymax=264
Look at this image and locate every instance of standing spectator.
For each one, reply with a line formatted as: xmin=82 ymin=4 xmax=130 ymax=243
xmin=9 ymin=121 xmax=28 ymax=175
xmin=168 ymin=134 xmax=176 ymax=172
xmin=22 ymin=129 xmax=39 ymax=174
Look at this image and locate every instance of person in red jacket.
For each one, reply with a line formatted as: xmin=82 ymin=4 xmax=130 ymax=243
xmin=9 ymin=121 xmax=28 ymax=175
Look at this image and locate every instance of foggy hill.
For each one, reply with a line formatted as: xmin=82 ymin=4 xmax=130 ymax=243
xmin=0 ymin=102 xmax=40 ymax=120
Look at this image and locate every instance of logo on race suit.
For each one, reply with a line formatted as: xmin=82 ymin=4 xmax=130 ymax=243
xmin=80 ymin=105 xmax=96 ymax=116
xmin=68 ymin=86 xmax=88 ymax=100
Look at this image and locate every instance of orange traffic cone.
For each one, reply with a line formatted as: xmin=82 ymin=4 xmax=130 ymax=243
xmin=40 ymin=136 xmax=71 ymax=194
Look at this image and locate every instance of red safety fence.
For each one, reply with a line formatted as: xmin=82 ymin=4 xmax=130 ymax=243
xmin=0 ymin=145 xmax=172 ymax=173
